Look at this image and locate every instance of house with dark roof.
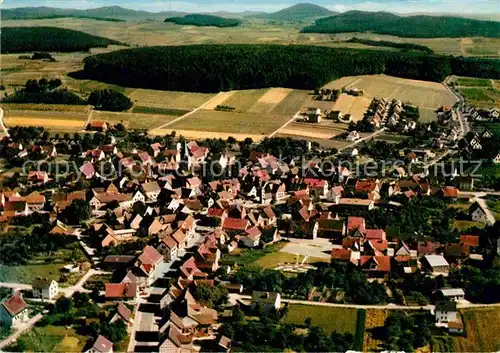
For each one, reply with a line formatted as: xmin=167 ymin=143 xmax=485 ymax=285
xmin=251 ymin=291 xmax=281 ymax=312
xmin=0 ymin=292 xmax=29 ymax=329
xmin=313 ymin=219 xmax=345 ymax=240
xmin=110 ymin=302 xmax=132 ymax=326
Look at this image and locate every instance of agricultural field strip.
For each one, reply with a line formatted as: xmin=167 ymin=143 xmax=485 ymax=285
xmin=268 ymin=109 xmax=303 ymax=138
xmin=150 ymin=92 xmax=226 ymax=131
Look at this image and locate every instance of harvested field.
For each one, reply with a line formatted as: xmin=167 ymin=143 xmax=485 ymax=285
xmin=149 ymin=128 xmax=264 ymax=142
xmin=248 ymin=88 xmax=292 ymax=114
xmin=323 ymin=76 xmax=361 ymax=90
xmin=4 ymin=117 xmax=85 ymax=131
xmin=333 ymin=94 xmax=371 ymax=122
xmin=282 ymin=305 xmax=358 ymax=335
xmin=0 ymin=103 xmax=88 ymax=112
xmin=169 ymin=109 xmax=291 ymax=135
xmin=203 ymin=91 xmax=235 ymax=110
xmin=271 ymin=89 xmax=311 ymax=116
xmin=280 ymin=121 xmax=346 ymax=139
xmin=452 ymin=307 xmax=500 ymax=352
xmin=93 ymin=111 xmax=178 ymax=130
xmin=363 ymin=309 xmax=388 ymax=352
xmin=326 ymin=75 xmax=457 ymax=111
xmin=220 ymin=89 xmax=269 ymax=113
xmin=128 ymin=89 xmax=216 ymax=110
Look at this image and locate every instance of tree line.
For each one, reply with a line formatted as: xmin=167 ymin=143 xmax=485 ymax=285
xmin=346 ymin=37 xmax=434 ymax=54
xmin=302 ymin=11 xmax=500 ymax=38
xmin=81 ymin=44 xmax=500 ymax=93
xmin=2 ymin=80 xmax=132 ymax=111
xmin=165 ymin=14 xmax=241 ymax=27
xmin=2 ymin=27 xmax=124 ymax=53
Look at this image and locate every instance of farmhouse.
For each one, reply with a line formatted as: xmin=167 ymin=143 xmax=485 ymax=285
xmin=423 ymin=255 xmax=449 ymax=274
xmin=0 ymin=292 xmax=29 ymax=329
xmin=469 ymin=203 xmax=489 ymax=223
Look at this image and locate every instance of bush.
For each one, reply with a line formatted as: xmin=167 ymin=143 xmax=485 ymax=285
xmin=88 ymin=89 xmax=133 ymax=111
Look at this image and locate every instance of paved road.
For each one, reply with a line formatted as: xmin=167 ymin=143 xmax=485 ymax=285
xmin=268 ymin=110 xmax=302 ymax=138
xmin=229 ymin=294 xmax=500 ymax=311
xmin=0 ymin=313 xmax=43 ymax=350
xmin=444 ymin=76 xmax=469 ymax=137
xmin=151 ymin=92 xmax=225 ymax=131
xmin=338 ymin=128 xmax=388 ymax=152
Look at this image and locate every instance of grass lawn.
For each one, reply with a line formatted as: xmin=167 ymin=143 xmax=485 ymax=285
xmin=455 ymin=77 xmax=493 ymax=87
xmin=0 ymin=247 xmax=85 ymax=284
xmin=82 ymin=274 xmax=113 ymax=290
xmin=485 ymin=196 xmax=500 ymax=220
xmin=131 ymin=105 xmax=189 ymax=116
xmin=282 ymin=304 xmax=358 ymax=335
xmin=0 ymin=326 xmax=12 ymax=341
xmin=92 ymin=111 xmax=179 ymax=130
xmin=452 ymin=220 xmax=484 ymax=231
xmin=254 ymin=251 xmax=304 ymax=268
xmin=221 ymin=242 xmax=286 ymax=266
xmin=452 ymin=307 xmax=500 ymax=352
xmin=13 ymin=325 xmax=87 ymax=353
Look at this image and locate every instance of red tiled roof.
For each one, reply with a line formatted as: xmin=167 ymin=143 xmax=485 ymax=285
xmin=138 ymin=245 xmax=162 ymax=266
xmin=222 ymin=217 xmax=247 ymax=231
xmin=331 ymin=248 xmax=352 ymax=261
xmin=355 ymin=180 xmax=377 ymax=192
xmin=105 ymin=283 xmax=137 ymax=298
xmin=365 ymin=229 xmax=385 ymax=240
xmin=460 ymin=235 xmax=479 ymax=247
xmin=162 ymin=236 xmax=178 ymax=249
xmin=442 ymin=186 xmax=459 ymax=197
xmin=347 ymin=216 xmax=366 ymax=233
xmin=303 ymin=178 xmax=326 ymax=188
xmin=1 ymin=293 xmax=27 ymax=317
xmin=360 ymin=256 xmax=391 ymax=272
xmin=208 ymin=208 xmax=226 ymax=217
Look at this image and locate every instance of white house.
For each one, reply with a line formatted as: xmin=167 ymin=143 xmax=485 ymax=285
xmin=493 ymin=153 xmax=500 ymax=164
xmin=470 ymin=203 xmax=489 ymax=223
xmin=0 ymin=292 xmax=29 ymax=329
xmin=33 ymin=279 xmax=58 ymax=300
xmin=435 ymin=301 xmax=457 ymax=324
xmin=438 ymin=288 xmax=465 ymax=302
xmin=346 ymin=130 xmax=360 ymax=142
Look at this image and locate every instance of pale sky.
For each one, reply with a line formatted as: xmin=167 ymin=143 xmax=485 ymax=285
xmin=2 ymin=0 xmax=500 ymax=15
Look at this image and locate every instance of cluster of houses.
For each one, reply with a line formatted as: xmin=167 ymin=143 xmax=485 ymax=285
xmin=0 ymin=121 xmax=498 ymax=350
xmin=465 ymin=106 xmax=499 ymax=122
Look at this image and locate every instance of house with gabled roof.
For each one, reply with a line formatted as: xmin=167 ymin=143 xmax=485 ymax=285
xmin=469 ymin=203 xmax=489 ymax=223
xmin=0 ymin=292 xmax=29 ymax=328
xmin=85 ymin=335 xmax=113 ymax=353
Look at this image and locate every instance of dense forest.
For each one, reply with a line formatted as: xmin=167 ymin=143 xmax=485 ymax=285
xmin=81 ymin=44 xmax=500 ymax=93
xmin=2 ymin=27 xmax=124 ymax=53
xmin=346 ymin=37 xmax=434 ymax=54
xmin=165 ymin=14 xmax=241 ymax=27
xmin=302 ymin=11 xmax=500 ymax=38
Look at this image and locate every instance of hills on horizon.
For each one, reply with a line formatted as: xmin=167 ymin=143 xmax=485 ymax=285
xmin=302 ymin=10 xmax=500 ymax=38
xmin=3 ymin=3 xmax=499 ymax=22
